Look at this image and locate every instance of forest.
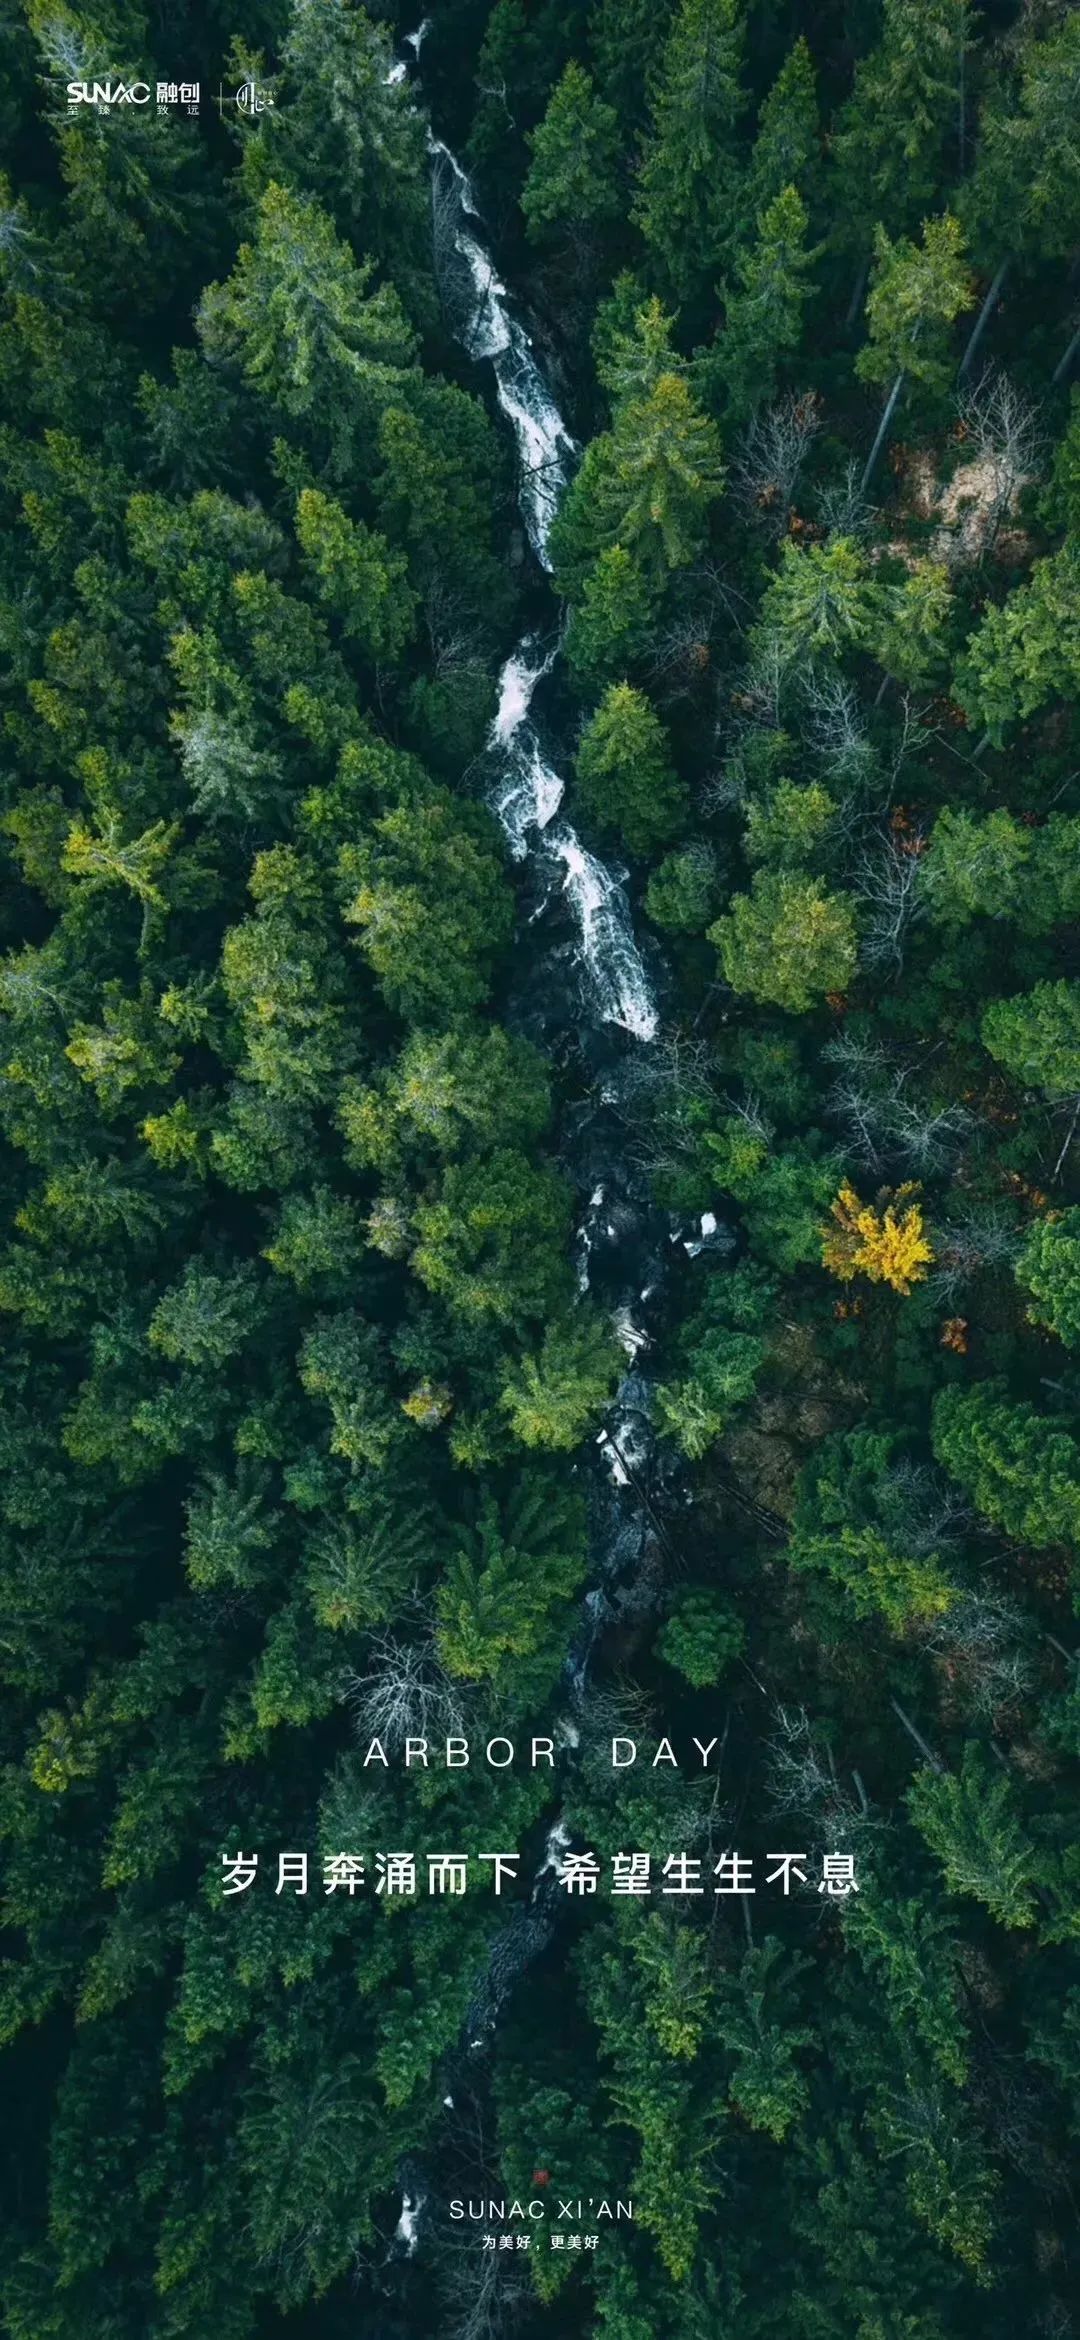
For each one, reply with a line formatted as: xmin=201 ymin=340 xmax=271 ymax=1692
xmin=1 ymin=0 xmax=1080 ymax=2333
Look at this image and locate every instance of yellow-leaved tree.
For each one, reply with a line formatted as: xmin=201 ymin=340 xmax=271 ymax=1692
xmin=822 ymin=1182 xmax=933 ymax=1296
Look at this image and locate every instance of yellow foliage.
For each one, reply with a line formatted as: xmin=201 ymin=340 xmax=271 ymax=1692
xmin=821 ymin=1181 xmax=933 ymax=1296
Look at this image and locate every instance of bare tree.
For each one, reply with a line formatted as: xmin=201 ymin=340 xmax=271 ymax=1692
xmin=725 ymin=1089 xmax=775 ymax=1146
xmin=0 ymin=204 xmax=39 ymax=283
xmin=726 ymin=636 xmax=790 ymax=740
xmin=573 ymin=1685 xmax=718 ymax=1847
xmin=645 ymin=559 xmax=751 ymax=707
xmin=701 ymin=756 xmax=749 ymax=818
xmin=344 ymin=1630 xmax=466 ymax=1750
xmin=967 ymin=2050 xmax=1068 ymax=2195
xmin=614 ymin=1034 xmax=774 ymax=1188
xmin=927 ymin=1202 xmax=1024 ymax=1301
xmin=423 ymin=576 xmax=490 ymax=672
xmin=694 ymin=556 xmax=756 ymax=636
xmin=645 ymin=609 xmax=720 ymax=704
xmin=825 ymin=1075 xmax=889 ymax=1172
xmin=881 ymin=695 xmax=924 ymax=799
xmin=763 ymin=1705 xmax=873 ymax=1850
xmin=917 ymin=1590 xmax=1037 ymax=1723
xmin=816 ymin=458 xmax=878 ymax=541
xmin=853 ymin=830 xmax=928 ymax=972
xmin=829 ymin=1080 xmax=961 ymax=1177
xmin=824 ymin=1034 xmax=973 ymax=1172
xmin=878 ymin=1459 xmax=969 ymax=1560
xmin=798 ymin=671 xmax=879 ymax=802
xmin=953 ymin=369 xmax=1043 ymax=556
xmin=436 ymin=2228 xmax=532 ymax=2340
xmin=822 ymin=1031 xmax=892 ymax=1081
xmin=886 ymin=1092 xmax=974 ymax=1175
xmin=731 ymin=393 xmax=823 ymax=536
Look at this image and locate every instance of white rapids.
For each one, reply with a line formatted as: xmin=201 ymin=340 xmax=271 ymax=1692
xmin=385 ymin=25 xmax=674 ymax=2211
xmin=486 ymin=636 xmax=564 ymax=856
xmin=424 ymin=123 xmax=659 ymax=1042
xmin=429 ymin=141 xmax=574 ymax=559
xmin=547 ymin=829 xmax=658 ymax=1040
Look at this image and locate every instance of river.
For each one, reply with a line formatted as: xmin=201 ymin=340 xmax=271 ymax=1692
xmin=389 ymin=23 xmax=728 ymax=2262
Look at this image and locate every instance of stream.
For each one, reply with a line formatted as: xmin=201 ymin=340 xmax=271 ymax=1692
xmin=389 ymin=23 xmax=730 ymax=2264
xmin=426 ymin=129 xmax=658 ymax=1043
xmin=414 ymin=26 xmax=687 ymax=1669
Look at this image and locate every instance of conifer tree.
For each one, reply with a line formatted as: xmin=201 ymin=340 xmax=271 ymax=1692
xmin=635 ymin=0 xmax=746 ymax=307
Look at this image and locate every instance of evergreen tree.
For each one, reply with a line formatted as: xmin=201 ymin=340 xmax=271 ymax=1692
xmin=933 ymin=1385 xmax=1080 ymax=1553
xmin=197 ymin=180 xmax=415 ymax=467
xmin=856 ymin=214 xmax=973 ymax=488
xmin=521 ymin=61 xmax=623 ymax=249
xmin=635 ymin=0 xmax=747 ymax=307
xmin=908 ymin=1744 xmax=1039 ymax=1929
xmin=702 ymin=185 xmax=817 ymax=425
xmin=248 ymin=0 xmax=434 ymax=320
xmin=831 ymin=0 xmax=971 ymax=278
xmin=744 ymin=37 xmax=819 ymax=227
xmin=1017 ymin=1210 xmax=1080 ymax=1352
xmin=2 ymin=3 xmax=1080 ymax=2329
xmin=589 ymin=0 xmax=674 ymax=135
xmin=551 ymin=367 xmax=725 ymax=593
xmin=955 ymin=542 xmax=1080 ymax=745
xmin=959 ymin=13 xmax=1080 ymax=376
xmin=574 ymin=681 xmax=688 ymax=854
xmin=982 ymin=980 xmax=1080 ymax=1101
xmin=710 ymin=870 xmax=858 ymax=1012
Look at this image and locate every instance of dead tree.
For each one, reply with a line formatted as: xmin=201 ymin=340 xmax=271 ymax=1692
xmin=730 ymin=393 xmax=823 ymax=537
xmin=853 ymin=830 xmax=928 ymax=973
xmin=954 ymin=369 xmax=1043 ymax=555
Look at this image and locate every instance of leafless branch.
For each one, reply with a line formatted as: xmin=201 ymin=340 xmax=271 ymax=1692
xmin=853 ymin=831 xmax=927 ymax=971
xmin=343 ymin=1631 xmax=466 ymax=1749
xmin=916 ymin=1590 xmax=1037 ymax=1722
xmin=952 ymin=369 xmax=1044 ymax=558
xmin=763 ymin=1705 xmax=872 ymax=1847
xmin=730 ymin=393 xmax=823 ymax=536
xmin=926 ymin=1203 xmax=1023 ymax=1301
xmin=817 ymin=458 xmax=878 ymax=540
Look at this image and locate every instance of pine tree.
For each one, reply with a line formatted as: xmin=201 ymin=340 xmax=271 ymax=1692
xmin=933 ymin=1384 xmax=1080 ymax=1552
xmin=197 ymin=181 xmax=416 ymax=463
xmin=248 ymin=0 xmax=434 ymax=322
xmin=831 ymin=0 xmax=971 ymax=282
xmin=1017 ymin=1210 xmax=1080 ymax=1352
xmin=959 ymin=14 xmax=1080 ymax=377
xmin=522 ymin=61 xmax=623 ymax=249
xmin=589 ymin=0 xmax=675 ymax=135
xmin=955 ymin=541 xmax=1080 ymax=744
xmin=635 ymin=0 xmax=747 ymax=307
xmin=744 ymin=38 xmax=819 ymax=227
xmin=856 ymin=214 xmax=973 ymax=488
xmin=908 ymin=1744 xmax=1039 ymax=1929
xmin=703 ymin=185 xmax=817 ymax=425
xmin=575 ymin=681 xmax=688 ymax=854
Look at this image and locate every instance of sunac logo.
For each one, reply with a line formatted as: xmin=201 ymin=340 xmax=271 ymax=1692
xmin=66 ymin=80 xmax=151 ymax=106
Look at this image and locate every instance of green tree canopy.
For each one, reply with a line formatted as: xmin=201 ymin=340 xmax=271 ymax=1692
xmin=710 ymin=869 xmax=858 ymax=1012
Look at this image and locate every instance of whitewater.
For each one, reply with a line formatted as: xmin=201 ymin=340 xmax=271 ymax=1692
xmin=423 ymin=112 xmax=658 ymax=1042
xmin=385 ymin=30 xmax=722 ymax=2257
